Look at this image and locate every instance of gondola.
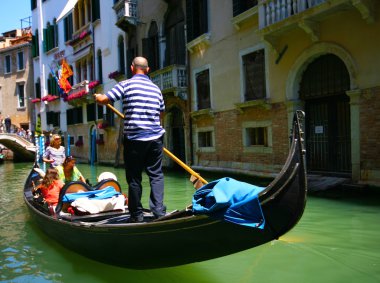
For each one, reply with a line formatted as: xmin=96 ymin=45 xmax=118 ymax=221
xmin=23 ymin=111 xmax=307 ymax=269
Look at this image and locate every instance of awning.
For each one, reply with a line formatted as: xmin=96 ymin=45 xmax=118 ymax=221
xmin=56 ymin=0 xmax=78 ymax=23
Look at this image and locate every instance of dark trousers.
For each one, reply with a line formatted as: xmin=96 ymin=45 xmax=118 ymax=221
xmin=124 ymin=136 xmax=165 ymax=218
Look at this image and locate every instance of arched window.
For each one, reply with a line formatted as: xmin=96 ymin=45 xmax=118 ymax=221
xmin=147 ymin=21 xmax=159 ymax=72
xmin=164 ymin=5 xmax=185 ymax=66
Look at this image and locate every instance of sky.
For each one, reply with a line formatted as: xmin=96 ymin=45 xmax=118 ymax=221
xmin=0 ymin=0 xmax=32 ymax=35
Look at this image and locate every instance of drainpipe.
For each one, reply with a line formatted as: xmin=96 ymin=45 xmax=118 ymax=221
xmin=186 ymin=48 xmax=194 ymax=165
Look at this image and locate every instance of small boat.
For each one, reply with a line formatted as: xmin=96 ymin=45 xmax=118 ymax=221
xmin=23 ymin=111 xmax=307 ymax=269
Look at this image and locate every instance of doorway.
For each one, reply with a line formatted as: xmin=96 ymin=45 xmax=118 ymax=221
xmin=300 ymin=54 xmax=351 ymax=174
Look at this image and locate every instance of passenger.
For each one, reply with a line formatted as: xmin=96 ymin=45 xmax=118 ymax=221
xmin=56 ymin=156 xmax=86 ymax=184
xmin=43 ymin=134 xmax=65 ymax=167
xmin=39 ymin=168 xmax=64 ymax=211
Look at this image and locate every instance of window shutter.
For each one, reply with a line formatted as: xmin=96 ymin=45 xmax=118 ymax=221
xmin=32 ymin=35 xmax=36 ymax=57
xmin=43 ymin=29 xmax=47 ymax=52
xmin=233 ymin=0 xmax=242 ymax=17
xmin=186 ymin=0 xmax=194 ymax=42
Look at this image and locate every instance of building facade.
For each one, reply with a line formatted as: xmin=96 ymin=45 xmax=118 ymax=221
xmin=0 ymin=28 xmax=33 ymax=132
xmin=31 ymin=0 xmax=380 ymax=187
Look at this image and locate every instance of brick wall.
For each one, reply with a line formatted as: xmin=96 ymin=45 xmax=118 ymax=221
xmin=360 ymin=87 xmax=380 ymax=169
xmin=194 ymin=103 xmax=291 ymax=174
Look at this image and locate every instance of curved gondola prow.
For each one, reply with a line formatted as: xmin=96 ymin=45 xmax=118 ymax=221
xmin=258 ymin=110 xmax=307 ymax=237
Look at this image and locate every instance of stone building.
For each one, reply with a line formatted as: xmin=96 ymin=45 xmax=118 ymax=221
xmin=31 ymin=0 xmax=380 ymax=187
xmin=0 ymin=28 xmax=33 ymax=132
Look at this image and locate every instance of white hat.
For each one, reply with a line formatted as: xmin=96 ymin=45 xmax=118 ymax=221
xmin=97 ymin=172 xmax=118 ymax=182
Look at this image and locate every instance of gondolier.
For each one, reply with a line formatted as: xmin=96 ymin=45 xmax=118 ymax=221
xmin=95 ymin=56 xmax=166 ymax=222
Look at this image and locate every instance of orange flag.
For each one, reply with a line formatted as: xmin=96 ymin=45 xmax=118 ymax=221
xmin=60 ymin=58 xmax=73 ymax=79
xmin=59 ymin=59 xmax=73 ymax=93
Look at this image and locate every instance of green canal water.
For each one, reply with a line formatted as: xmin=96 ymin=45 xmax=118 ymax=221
xmin=0 ymin=161 xmax=379 ymax=283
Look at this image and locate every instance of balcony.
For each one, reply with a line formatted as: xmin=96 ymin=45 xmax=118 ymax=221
xmin=65 ymin=80 xmax=92 ymax=106
xmin=150 ymin=65 xmax=187 ymax=100
xmin=257 ymin=0 xmax=375 ymax=52
xmin=113 ymin=0 xmax=138 ymax=32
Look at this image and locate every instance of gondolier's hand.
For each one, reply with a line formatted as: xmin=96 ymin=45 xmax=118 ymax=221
xmin=94 ymin=93 xmax=110 ymax=105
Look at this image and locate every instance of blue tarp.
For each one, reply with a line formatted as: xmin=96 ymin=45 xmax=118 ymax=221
xmin=192 ymin=177 xmax=266 ymax=228
xmin=62 ymin=186 xmax=121 ymax=202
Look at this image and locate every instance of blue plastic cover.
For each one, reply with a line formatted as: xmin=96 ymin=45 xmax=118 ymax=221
xmin=62 ymin=186 xmax=120 ymax=202
xmin=192 ymin=177 xmax=266 ymax=228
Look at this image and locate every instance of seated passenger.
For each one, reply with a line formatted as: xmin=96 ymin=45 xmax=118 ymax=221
xmin=39 ymin=168 xmax=64 ymax=211
xmin=56 ymin=156 xmax=86 ymax=184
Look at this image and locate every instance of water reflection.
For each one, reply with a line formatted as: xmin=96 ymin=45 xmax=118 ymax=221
xmin=1 ymin=162 xmax=380 ymax=283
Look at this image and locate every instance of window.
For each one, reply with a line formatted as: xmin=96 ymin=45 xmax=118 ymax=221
xmin=198 ymin=131 xmax=213 ymax=147
xmin=32 ymin=29 xmax=39 ymax=57
xmin=35 ymin=78 xmax=41 ymax=99
xmin=17 ymin=52 xmax=24 ymax=70
xmin=47 ymin=74 xmax=59 ymax=96
xmin=68 ymin=136 xmax=74 ymax=146
xmin=118 ymin=36 xmax=125 ymax=74
xmin=92 ymin=0 xmax=100 ymax=21
xmin=246 ymin=127 xmax=267 ymax=146
xmin=105 ymin=104 xmax=115 ymax=127
xmin=86 ymin=103 xmax=96 ymax=122
xmin=43 ymin=20 xmax=58 ymax=52
xmin=195 ymin=68 xmax=211 ymax=110
xmin=232 ymin=0 xmax=258 ymax=17
xmin=97 ymin=49 xmax=103 ymax=83
xmin=142 ymin=21 xmax=159 ymax=71
xmin=64 ymin=14 xmax=73 ymax=42
xmin=31 ymin=0 xmax=37 ymax=10
xmin=46 ymin=111 xmax=60 ymax=127
xmin=195 ymin=126 xmax=215 ymax=152
xmin=242 ymin=49 xmax=266 ymax=101
xmin=242 ymin=121 xmax=272 ymax=153
xmin=4 ymin=55 xmax=11 ymax=74
xmin=186 ymin=0 xmax=208 ymax=42
xmin=17 ymin=84 xmax=25 ymax=108
xmin=67 ymin=107 xmax=83 ymax=125
xmin=164 ymin=5 xmax=185 ymax=66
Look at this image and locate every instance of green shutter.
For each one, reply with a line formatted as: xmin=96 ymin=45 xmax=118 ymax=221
xmin=43 ymin=29 xmax=47 ymax=52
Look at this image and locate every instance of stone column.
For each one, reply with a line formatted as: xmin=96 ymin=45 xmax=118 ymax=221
xmin=347 ymin=89 xmax=361 ymax=182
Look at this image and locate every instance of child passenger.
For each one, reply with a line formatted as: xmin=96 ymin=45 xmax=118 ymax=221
xmin=39 ymin=168 xmax=64 ymax=212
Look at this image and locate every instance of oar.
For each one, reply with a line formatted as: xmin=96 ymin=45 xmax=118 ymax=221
xmin=104 ymin=103 xmax=208 ymax=185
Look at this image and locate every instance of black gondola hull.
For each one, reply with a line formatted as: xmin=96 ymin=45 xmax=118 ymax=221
xmin=24 ymin=111 xmax=307 ymax=269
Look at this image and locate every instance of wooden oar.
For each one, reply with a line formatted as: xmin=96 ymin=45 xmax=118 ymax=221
xmin=105 ymin=103 xmax=208 ymax=185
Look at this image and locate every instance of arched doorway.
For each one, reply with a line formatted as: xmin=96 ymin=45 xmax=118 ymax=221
xmin=299 ymin=54 xmax=351 ymax=175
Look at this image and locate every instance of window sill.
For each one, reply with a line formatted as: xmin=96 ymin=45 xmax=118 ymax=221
xmin=186 ymin=33 xmax=211 ymax=54
xmin=190 ymin=108 xmax=214 ymax=120
xmin=235 ymin=99 xmax=272 ymax=112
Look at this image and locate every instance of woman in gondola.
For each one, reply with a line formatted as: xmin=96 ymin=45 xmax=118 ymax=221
xmin=43 ymin=134 xmax=66 ymax=167
xmin=55 ymin=156 xmax=86 ymax=184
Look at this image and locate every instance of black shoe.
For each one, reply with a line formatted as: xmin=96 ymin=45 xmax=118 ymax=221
xmin=128 ymin=214 xmax=144 ymax=223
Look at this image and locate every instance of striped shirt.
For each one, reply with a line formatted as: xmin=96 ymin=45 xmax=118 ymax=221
xmin=106 ymin=74 xmax=165 ymax=141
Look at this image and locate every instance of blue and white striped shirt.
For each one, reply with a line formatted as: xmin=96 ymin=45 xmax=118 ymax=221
xmin=106 ymin=74 xmax=165 ymax=141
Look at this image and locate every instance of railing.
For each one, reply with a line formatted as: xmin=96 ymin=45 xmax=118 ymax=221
xmin=114 ymin=0 xmax=138 ymax=26
xmin=258 ymin=0 xmax=326 ymax=29
xmin=150 ymin=65 xmax=187 ymax=94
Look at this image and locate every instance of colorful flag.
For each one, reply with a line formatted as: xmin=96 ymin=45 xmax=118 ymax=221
xmin=59 ymin=59 xmax=73 ymax=94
